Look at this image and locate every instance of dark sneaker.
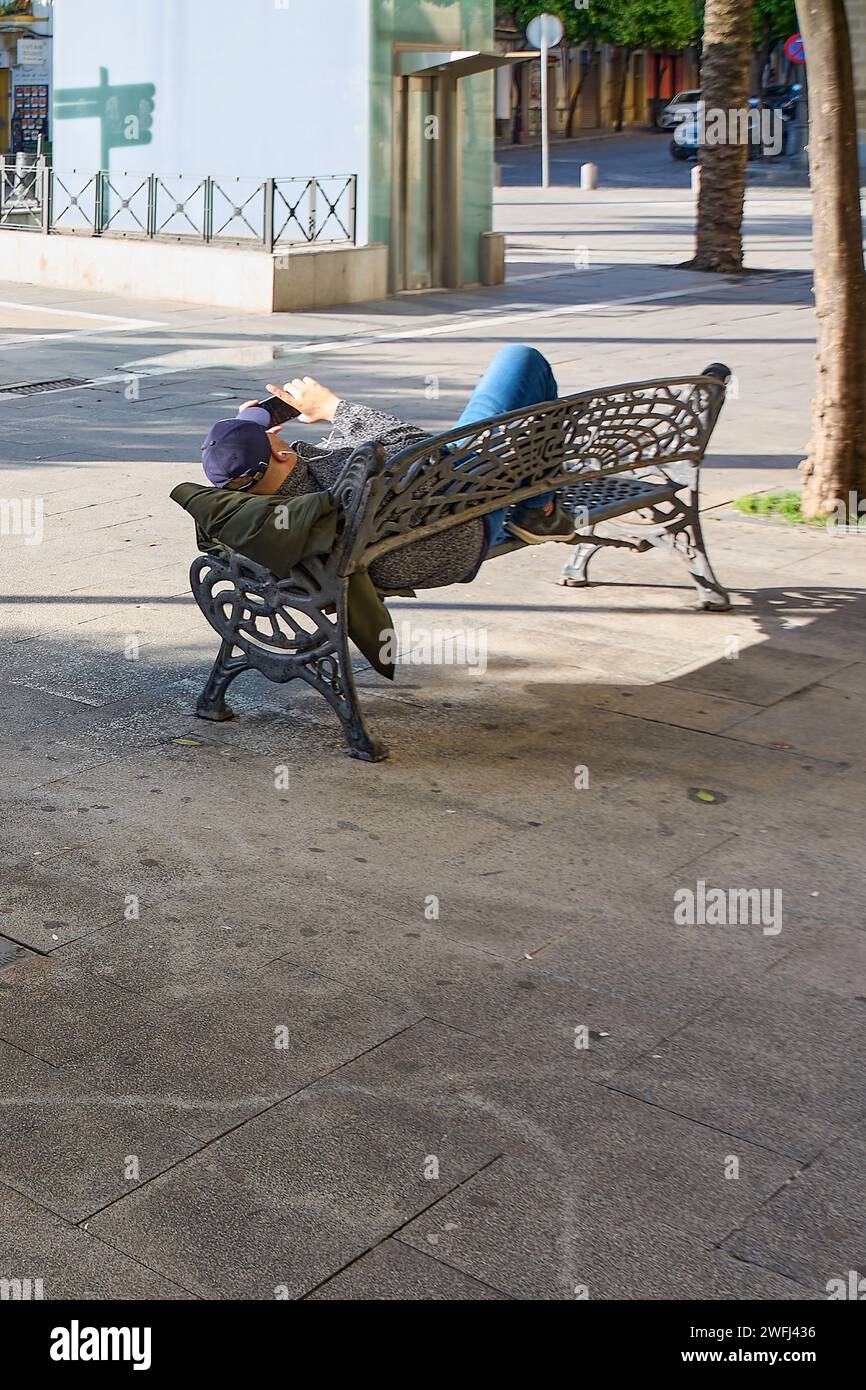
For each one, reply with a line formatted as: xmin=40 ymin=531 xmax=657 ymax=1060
xmin=506 ymin=504 xmax=577 ymax=545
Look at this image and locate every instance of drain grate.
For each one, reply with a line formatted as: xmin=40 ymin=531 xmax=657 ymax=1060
xmin=0 ymin=935 xmax=36 ymax=972
xmin=0 ymin=377 xmax=88 ymax=396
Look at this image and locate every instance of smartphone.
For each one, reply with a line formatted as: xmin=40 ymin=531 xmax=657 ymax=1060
xmin=258 ymin=393 xmax=301 ymax=426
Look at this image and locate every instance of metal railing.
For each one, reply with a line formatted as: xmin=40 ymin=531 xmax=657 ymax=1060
xmin=0 ymin=156 xmax=50 ymax=233
xmin=0 ymin=160 xmax=357 ymax=248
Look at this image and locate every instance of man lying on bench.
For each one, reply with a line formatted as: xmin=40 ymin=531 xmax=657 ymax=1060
xmin=199 ymin=344 xmax=577 ymax=592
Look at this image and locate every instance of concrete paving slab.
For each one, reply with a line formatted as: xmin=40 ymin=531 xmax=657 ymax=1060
xmin=0 ymin=1040 xmax=203 ymax=1222
xmin=198 ymin=1075 xmax=502 ymax=1232
xmin=0 ymin=952 xmax=179 ymax=1065
xmin=266 ymin=918 xmax=700 ymax=1080
xmin=666 ymin=645 xmax=852 ymax=706
xmin=73 ymin=958 xmax=419 ymax=1140
xmin=55 ymin=909 xmax=341 ymax=1003
xmin=637 ymin=833 xmax=866 ymax=936
xmin=411 ymin=695 xmax=845 ymax=816
xmin=805 ymin=761 xmax=866 ymax=815
xmin=308 ymin=1238 xmax=507 ymax=1300
xmin=398 ymin=1157 xmax=812 ymax=1300
xmin=615 ymin=979 xmax=866 ymax=1161
xmin=528 ymin=891 xmax=799 ymax=1018
xmin=727 ymin=684 xmax=866 ymax=765
xmin=85 ymin=1152 xmax=378 ymax=1299
xmin=0 ymin=859 xmax=127 ymax=952
xmin=1 ymin=638 xmax=191 ymax=709
xmin=818 ymin=661 xmax=866 ymax=695
xmin=316 ymin=1020 xmax=797 ymax=1244
xmin=764 ymin=925 xmax=866 ymax=1000
xmin=724 ymin=1125 xmax=866 ymax=1293
xmin=560 ymin=681 xmax=764 ymax=735
xmin=85 ymin=1135 xmax=496 ymax=1300
xmin=0 ymin=1184 xmax=194 ymax=1300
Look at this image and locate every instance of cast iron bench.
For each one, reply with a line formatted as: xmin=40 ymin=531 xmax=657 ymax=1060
xmin=189 ymin=363 xmax=731 ymax=761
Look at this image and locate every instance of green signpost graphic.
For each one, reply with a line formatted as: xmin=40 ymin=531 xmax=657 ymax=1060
xmin=54 ymin=67 xmax=155 ymax=227
xmin=55 ymin=66 xmax=155 ymax=169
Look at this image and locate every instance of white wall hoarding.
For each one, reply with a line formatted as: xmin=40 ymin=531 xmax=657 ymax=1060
xmin=53 ymin=0 xmax=370 ymax=242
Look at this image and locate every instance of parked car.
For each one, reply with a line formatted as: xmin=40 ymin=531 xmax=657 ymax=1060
xmin=670 ymin=99 xmax=791 ymax=161
xmin=658 ymin=90 xmax=701 ymax=130
xmin=762 ymin=82 xmax=802 ymax=115
xmin=670 ymin=116 xmax=701 ymax=160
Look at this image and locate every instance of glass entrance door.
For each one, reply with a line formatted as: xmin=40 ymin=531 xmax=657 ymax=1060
xmin=392 ymin=74 xmax=438 ymax=291
xmin=405 ymin=76 xmax=434 ymax=289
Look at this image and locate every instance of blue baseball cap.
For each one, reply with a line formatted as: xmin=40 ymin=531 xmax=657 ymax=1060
xmin=202 ymin=410 xmax=272 ymax=488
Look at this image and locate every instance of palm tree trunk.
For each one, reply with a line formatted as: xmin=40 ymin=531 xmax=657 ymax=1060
xmin=688 ymin=0 xmax=754 ymax=272
xmin=796 ymin=0 xmax=866 ymax=518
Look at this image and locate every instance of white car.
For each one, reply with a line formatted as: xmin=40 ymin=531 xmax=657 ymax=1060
xmin=658 ymin=90 xmax=701 ymax=130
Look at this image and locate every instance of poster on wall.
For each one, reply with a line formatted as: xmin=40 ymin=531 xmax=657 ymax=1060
xmin=17 ymin=38 xmax=47 ymax=66
xmin=12 ymin=83 xmax=49 ymax=149
xmin=13 ymin=62 xmax=52 ymax=149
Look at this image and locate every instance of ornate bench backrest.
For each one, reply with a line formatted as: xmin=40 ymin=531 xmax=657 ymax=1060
xmin=335 ymin=371 xmax=728 ymax=576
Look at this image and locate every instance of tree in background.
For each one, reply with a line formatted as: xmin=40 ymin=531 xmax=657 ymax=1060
xmin=602 ymin=0 xmax=698 ymax=131
xmin=752 ymin=0 xmax=798 ymax=90
xmin=499 ymin=0 xmax=698 ymax=135
xmin=795 ymin=0 xmax=866 ymax=518
xmin=501 ymin=1 xmax=597 ymax=141
xmin=686 ymin=0 xmax=754 ymax=272
xmin=498 ymin=0 xmax=797 ymax=139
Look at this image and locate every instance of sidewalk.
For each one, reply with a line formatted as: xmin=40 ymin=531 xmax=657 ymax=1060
xmin=0 ymin=183 xmax=863 ymax=1299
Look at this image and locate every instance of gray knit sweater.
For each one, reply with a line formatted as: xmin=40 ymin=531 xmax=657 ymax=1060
xmin=280 ymin=399 xmax=486 ymax=589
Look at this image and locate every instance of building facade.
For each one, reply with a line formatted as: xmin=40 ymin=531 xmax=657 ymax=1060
xmin=0 ymin=0 xmax=51 ymax=154
xmin=50 ymin=0 xmax=498 ymax=290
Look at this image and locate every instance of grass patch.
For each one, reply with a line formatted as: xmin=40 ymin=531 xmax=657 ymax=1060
xmin=733 ymin=490 xmax=825 ymax=527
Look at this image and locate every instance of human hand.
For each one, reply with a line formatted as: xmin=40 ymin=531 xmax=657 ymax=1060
xmin=265 ymin=376 xmax=341 ymax=424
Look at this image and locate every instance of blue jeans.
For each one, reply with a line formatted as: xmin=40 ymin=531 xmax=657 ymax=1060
xmin=455 ymin=344 xmax=558 ymax=549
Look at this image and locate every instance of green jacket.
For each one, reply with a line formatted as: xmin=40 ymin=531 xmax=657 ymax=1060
xmin=170 ymin=482 xmax=395 ymax=679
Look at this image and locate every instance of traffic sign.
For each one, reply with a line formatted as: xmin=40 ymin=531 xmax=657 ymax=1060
xmin=784 ymin=33 xmax=805 ymax=64
xmin=526 ymin=13 xmax=564 ymax=48
xmin=526 ymin=14 xmax=563 ymax=190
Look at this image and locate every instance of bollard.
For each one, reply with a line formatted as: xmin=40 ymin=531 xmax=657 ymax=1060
xmin=580 ymin=162 xmax=598 ymax=191
xmin=691 ymin=164 xmax=701 ymax=194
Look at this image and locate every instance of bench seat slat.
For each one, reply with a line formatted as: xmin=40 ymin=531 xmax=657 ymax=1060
xmin=483 ymin=478 xmax=679 ymax=561
xmin=559 ymin=475 xmax=680 ymax=524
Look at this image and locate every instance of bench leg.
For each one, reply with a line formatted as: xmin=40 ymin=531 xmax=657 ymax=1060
xmin=327 ymin=671 xmax=389 ymax=762
xmin=296 ymin=586 xmax=388 ymax=762
xmin=559 ymin=527 xmax=601 ymax=587
xmin=196 ymin=638 xmax=251 ymax=721
xmin=649 ymin=490 xmax=731 ymax=611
